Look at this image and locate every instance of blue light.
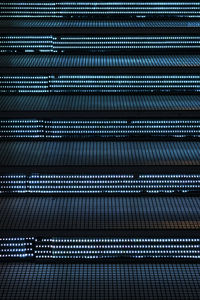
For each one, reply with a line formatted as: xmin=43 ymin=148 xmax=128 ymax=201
xmin=1 ymin=35 xmax=200 ymax=53
xmin=0 ymin=237 xmax=199 ymax=260
xmin=1 ymin=174 xmax=200 ymax=194
xmin=1 ymin=75 xmax=200 ymax=94
xmin=1 ymin=119 xmax=200 ymax=139
xmin=1 ymin=2 xmax=200 ymax=19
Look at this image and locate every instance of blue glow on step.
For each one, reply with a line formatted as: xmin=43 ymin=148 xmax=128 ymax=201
xmin=1 ymin=237 xmax=200 ymax=260
xmin=1 ymin=75 xmax=200 ymax=94
xmin=1 ymin=119 xmax=200 ymax=139
xmin=1 ymin=36 xmax=200 ymax=52
xmin=1 ymin=174 xmax=200 ymax=194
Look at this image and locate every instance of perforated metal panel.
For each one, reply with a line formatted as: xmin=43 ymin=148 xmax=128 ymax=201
xmin=0 ymin=141 xmax=199 ymax=166
xmin=0 ymin=95 xmax=199 ymax=112
xmin=0 ymin=264 xmax=199 ymax=299
xmin=0 ymin=196 xmax=199 ymax=230
xmin=1 ymin=55 xmax=200 ymax=68
xmin=1 ymin=20 xmax=200 ymax=29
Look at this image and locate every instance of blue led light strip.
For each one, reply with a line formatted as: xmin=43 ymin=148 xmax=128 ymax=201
xmin=1 ymin=119 xmax=200 ymax=139
xmin=1 ymin=75 xmax=200 ymax=94
xmin=1 ymin=2 xmax=200 ymax=19
xmin=1 ymin=174 xmax=200 ymax=194
xmin=1 ymin=36 xmax=200 ymax=52
xmin=1 ymin=237 xmax=200 ymax=260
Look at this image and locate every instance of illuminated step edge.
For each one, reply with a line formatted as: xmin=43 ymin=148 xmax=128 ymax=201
xmin=1 ymin=174 xmax=200 ymax=194
xmin=1 ymin=75 xmax=200 ymax=94
xmin=1 ymin=119 xmax=200 ymax=140
xmin=0 ymin=237 xmax=200 ymax=260
xmin=1 ymin=36 xmax=200 ymax=52
xmin=1 ymin=2 xmax=200 ymax=20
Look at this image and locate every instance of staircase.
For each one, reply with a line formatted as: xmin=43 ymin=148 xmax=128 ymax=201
xmin=0 ymin=1 xmax=200 ymax=299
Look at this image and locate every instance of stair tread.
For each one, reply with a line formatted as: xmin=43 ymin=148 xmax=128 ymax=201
xmin=0 ymin=95 xmax=199 ymax=116
xmin=0 ymin=196 xmax=199 ymax=230
xmin=1 ymin=54 xmax=200 ymax=68
xmin=0 ymin=263 xmax=199 ymax=300
xmin=0 ymin=141 xmax=200 ymax=167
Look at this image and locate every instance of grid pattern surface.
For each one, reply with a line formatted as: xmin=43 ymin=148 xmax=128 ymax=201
xmin=0 ymin=141 xmax=200 ymax=166
xmin=0 ymin=264 xmax=199 ymax=299
xmin=1 ymin=20 xmax=200 ymax=28
xmin=0 ymin=196 xmax=199 ymax=230
xmin=1 ymin=55 xmax=200 ymax=68
xmin=0 ymin=95 xmax=200 ymax=111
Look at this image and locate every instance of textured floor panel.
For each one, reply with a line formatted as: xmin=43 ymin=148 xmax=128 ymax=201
xmin=0 ymin=264 xmax=199 ymax=299
xmin=0 ymin=196 xmax=199 ymax=230
xmin=1 ymin=55 xmax=200 ymax=68
xmin=1 ymin=20 xmax=200 ymax=28
xmin=0 ymin=141 xmax=200 ymax=166
xmin=0 ymin=95 xmax=199 ymax=112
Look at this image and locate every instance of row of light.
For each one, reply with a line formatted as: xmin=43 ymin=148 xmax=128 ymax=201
xmin=2 ymin=174 xmax=200 ymax=179
xmin=2 ymin=120 xmax=200 ymax=124
xmin=2 ymin=75 xmax=200 ymax=79
xmin=1 ymin=177 xmax=200 ymax=193
xmin=1 ymin=237 xmax=200 ymax=259
xmin=1 ymin=36 xmax=200 ymax=51
xmin=1 ymin=122 xmax=200 ymax=138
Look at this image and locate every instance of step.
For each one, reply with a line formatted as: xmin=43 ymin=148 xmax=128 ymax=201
xmin=0 ymin=141 xmax=200 ymax=195
xmin=0 ymin=55 xmax=200 ymax=74
xmin=0 ymin=263 xmax=199 ymax=299
xmin=0 ymin=196 xmax=199 ymax=262
xmin=0 ymin=196 xmax=199 ymax=230
xmin=1 ymin=20 xmax=200 ymax=34
xmin=0 ymin=95 xmax=200 ymax=118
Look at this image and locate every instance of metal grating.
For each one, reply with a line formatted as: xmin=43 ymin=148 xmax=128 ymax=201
xmin=0 ymin=95 xmax=199 ymax=111
xmin=0 ymin=196 xmax=199 ymax=230
xmin=0 ymin=264 xmax=199 ymax=299
xmin=0 ymin=141 xmax=200 ymax=166
xmin=1 ymin=20 xmax=200 ymax=28
xmin=1 ymin=55 xmax=200 ymax=68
